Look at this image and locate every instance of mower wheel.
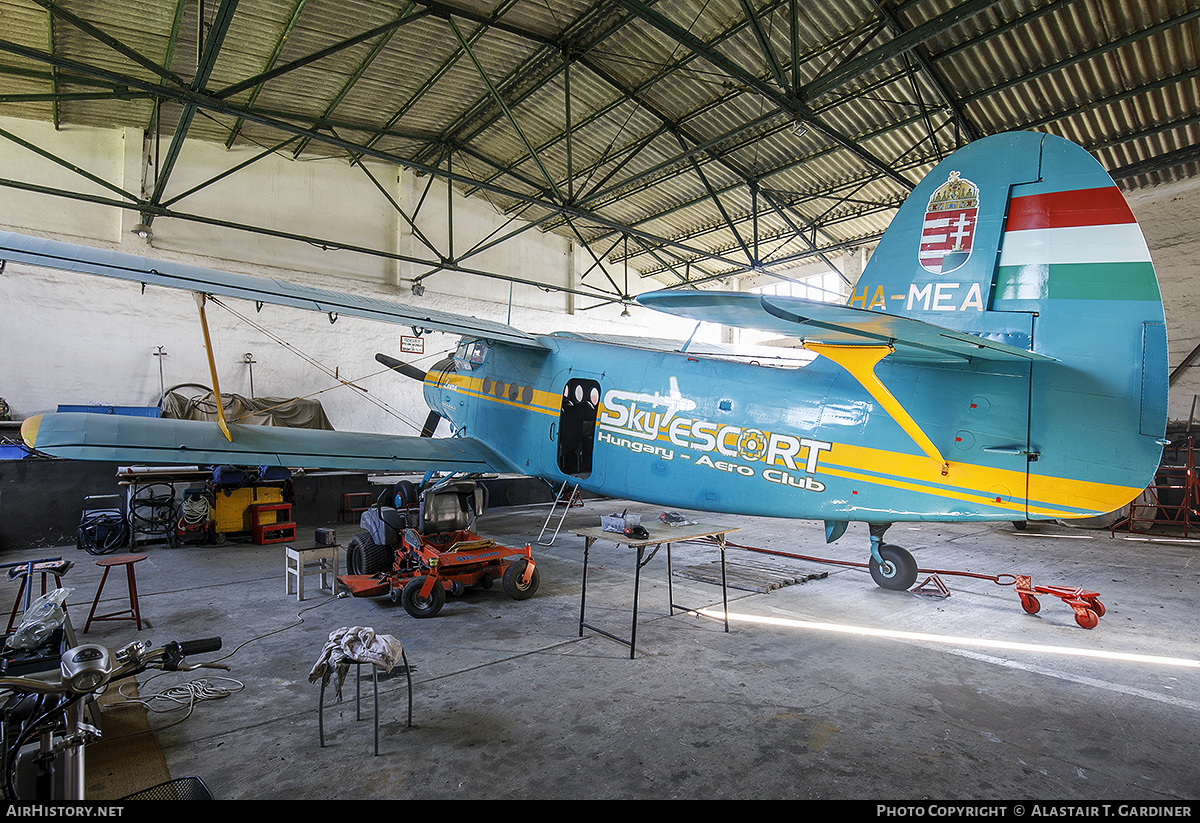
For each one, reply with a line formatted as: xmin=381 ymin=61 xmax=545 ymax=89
xmin=347 ymin=532 xmax=393 ymax=576
xmin=345 ymin=532 xmax=367 ymax=574
xmin=502 ymin=559 xmax=540 ymax=601
xmin=401 ymin=576 xmax=445 ymax=618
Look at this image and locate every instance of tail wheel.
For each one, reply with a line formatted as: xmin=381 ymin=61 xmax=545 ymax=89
xmin=869 ymin=544 xmax=918 ymax=591
xmin=401 ymin=576 xmax=445 ymax=618
xmin=502 ymin=559 xmax=540 ymax=600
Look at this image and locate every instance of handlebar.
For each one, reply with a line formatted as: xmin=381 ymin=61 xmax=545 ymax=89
xmin=177 ymin=637 xmax=222 ymax=657
xmin=0 ymin=637 xmax=226 ymax=697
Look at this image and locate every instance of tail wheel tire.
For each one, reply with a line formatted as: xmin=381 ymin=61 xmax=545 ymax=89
xmin=869 ymin=544 xmax=918 ymax=591
xmin=401 ymin=576 xmax=445 ymax=618
xmin=502 ymin=559 xmax=540 ymax=600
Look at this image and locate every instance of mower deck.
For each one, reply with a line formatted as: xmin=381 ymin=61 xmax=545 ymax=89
xmin=338 ymin=527 xmax=538 ymax=618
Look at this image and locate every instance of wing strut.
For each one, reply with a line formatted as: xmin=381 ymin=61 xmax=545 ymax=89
xmin=805 ymin=343 xmax=949 ymax=476
xmin=194 ymin=293 xmax=233 ymax=443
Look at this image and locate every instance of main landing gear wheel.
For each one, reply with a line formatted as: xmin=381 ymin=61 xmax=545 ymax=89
xmin=502 ymin=559 xmax=539 ymax=600
xmin=869 ymin=544 xmax=918 ymax=591
xmin=401 ymin=576 xmax=445 ymax=618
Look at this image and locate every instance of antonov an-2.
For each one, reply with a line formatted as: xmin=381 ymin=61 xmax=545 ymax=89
xmin=14 ymin=132 xmax=1168 ymax=591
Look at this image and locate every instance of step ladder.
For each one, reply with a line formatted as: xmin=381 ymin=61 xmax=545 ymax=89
xmin=538 ymin=481 xmax=581 ymax=546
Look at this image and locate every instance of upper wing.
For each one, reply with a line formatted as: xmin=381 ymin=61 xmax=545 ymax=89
xmin=637 ymin=290 xmax=1056 ymax=364
xmin=0 ymin=230 xmax=547 ymax=350
xmin=21 ymin=413 xmax=513 ymax=474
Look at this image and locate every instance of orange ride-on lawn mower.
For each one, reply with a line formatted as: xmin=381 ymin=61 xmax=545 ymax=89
xmin=338 ymin=478 xmax=539 ymax=618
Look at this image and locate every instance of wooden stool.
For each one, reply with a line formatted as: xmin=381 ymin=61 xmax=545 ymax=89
xmin=285 ymin=545 xmax=339 ymax=601
xmin=84 ymin=554 xmax=147 ymax=633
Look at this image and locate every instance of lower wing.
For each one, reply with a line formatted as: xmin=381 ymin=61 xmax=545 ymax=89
xmin=21 ymin=413 xmax=511 ymax=474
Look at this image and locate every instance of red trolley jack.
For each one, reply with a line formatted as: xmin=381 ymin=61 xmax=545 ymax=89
xmin=1014 ymin=575 xmax=1106 ymax=629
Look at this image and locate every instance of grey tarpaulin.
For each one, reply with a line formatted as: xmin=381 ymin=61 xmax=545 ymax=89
xmin=161 ymin=391 xmax=334 ymax=430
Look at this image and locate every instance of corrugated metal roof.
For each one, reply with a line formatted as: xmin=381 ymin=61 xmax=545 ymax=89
xmin=0 ymin=0 xmax=1195 ymax=296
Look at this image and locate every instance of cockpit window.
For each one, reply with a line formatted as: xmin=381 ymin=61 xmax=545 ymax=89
xmin=454 ymin=339 xmax=488 ymax=371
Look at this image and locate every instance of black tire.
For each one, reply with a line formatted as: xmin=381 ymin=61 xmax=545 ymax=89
xmin=869 ymin=544 xmax=917 ymax=591
xmin=363 ymin=541 xmax=393 ymax=575
xmin=346 ymin=531 xmax=392 ymax=575
xmin=502 ymin=559 xmax=540 ymax=600
xmin=394 ymin=480 xmax=417 ymax=509
xmin=401 ymin=576 xmax=445 ymax=618
xmin=345 ymin=531 xmax=367 ymax=575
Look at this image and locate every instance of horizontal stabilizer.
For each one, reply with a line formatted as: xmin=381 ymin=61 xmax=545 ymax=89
xmin=21 ymin=413 xmax=512 ymax=474
xmin=0 ymin=231 xmax=547 ymax=350
xmin=637 ymin=291 xmax=1055 ymax=363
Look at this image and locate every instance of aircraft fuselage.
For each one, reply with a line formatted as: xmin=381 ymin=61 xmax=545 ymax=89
xmin=424 ymin=333 xmax=1139 ymax=525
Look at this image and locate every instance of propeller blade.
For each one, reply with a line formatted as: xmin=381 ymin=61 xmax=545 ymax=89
xmin=375 ymin=353 xmax=447 ymax=437
xmin=420 ymin=410 xmax=441 ymax=438
xmin=375 ymin=352 xmax=427 ymax=382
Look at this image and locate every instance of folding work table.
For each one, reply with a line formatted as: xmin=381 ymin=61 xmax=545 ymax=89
xmin=573 ymin=522 xmax=739 ymax=659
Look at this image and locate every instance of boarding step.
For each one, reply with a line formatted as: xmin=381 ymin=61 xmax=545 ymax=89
xmin=537 ymin=481 xmax=581 ymax=546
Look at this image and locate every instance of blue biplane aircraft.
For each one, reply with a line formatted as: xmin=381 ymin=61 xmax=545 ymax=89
xmin=14 ymin=132 xmax=1167 ymax=590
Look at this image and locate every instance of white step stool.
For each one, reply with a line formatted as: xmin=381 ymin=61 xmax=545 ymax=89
xmin=285 ymin=545 xmax=339 ymax=601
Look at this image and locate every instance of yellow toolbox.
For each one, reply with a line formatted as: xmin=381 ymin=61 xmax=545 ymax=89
xmin=210 ymin=485 xmax=284 ymax=537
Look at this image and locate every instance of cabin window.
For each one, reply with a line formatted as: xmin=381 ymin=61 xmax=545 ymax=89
xmin=454 ymin=339 xmax=488 ymax=371
xmin=557 ymin=378 xmax=601 ymax=478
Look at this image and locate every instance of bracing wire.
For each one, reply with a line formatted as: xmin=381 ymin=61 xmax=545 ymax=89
xmin=204 ymin=294 xmax=452 ymax=436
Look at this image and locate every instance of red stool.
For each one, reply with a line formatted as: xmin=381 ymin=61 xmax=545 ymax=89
xmin=84 ymin=554 xmax=147 ymax=633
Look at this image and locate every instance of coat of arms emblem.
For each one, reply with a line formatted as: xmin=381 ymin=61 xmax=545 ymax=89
xmin=919 ymin=171 xmax=979 ymax=274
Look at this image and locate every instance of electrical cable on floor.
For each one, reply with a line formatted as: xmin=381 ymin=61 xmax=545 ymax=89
xmin=212 ymin=591 xmax=347 ymax=665
xmin=105 ymin=594 xmax=346 ymax=739
xmin=113 ymin=674 xmax=245 ymax=731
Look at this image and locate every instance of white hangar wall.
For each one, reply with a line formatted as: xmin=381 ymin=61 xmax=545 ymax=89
xmin=0 ymin=116 xmax=679 ymax=435
xmin=1127 ymin=176 xmax=1200 ymax=426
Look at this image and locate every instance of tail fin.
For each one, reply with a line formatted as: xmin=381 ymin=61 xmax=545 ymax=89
xmin=855 ymin=131 xmax=1166 ymax=512
xmin=854 ymin=131 xmax=1162 ymax=333
xmin=638 ymin=133 xmax=1165 ymax=516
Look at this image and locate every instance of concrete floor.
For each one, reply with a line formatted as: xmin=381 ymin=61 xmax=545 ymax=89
xmin=11 ymin=500 xmax=1200 ymax=801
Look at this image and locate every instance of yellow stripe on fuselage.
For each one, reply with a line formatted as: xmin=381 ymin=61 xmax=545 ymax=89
xmin=431 ymin=373 xmax=561 ymax=416
xmin=820 ymin=443 xmax=1139 ymax=518
xmin=441 ymin=375 xmax=1140 ymax=519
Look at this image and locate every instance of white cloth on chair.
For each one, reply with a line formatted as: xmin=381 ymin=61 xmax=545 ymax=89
xmin=308 ymin=626 xmax=404 ymax=701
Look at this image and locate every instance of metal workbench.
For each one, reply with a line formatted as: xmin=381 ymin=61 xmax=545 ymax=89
xmin=572 ymin=522 xmax=739 ymax=659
